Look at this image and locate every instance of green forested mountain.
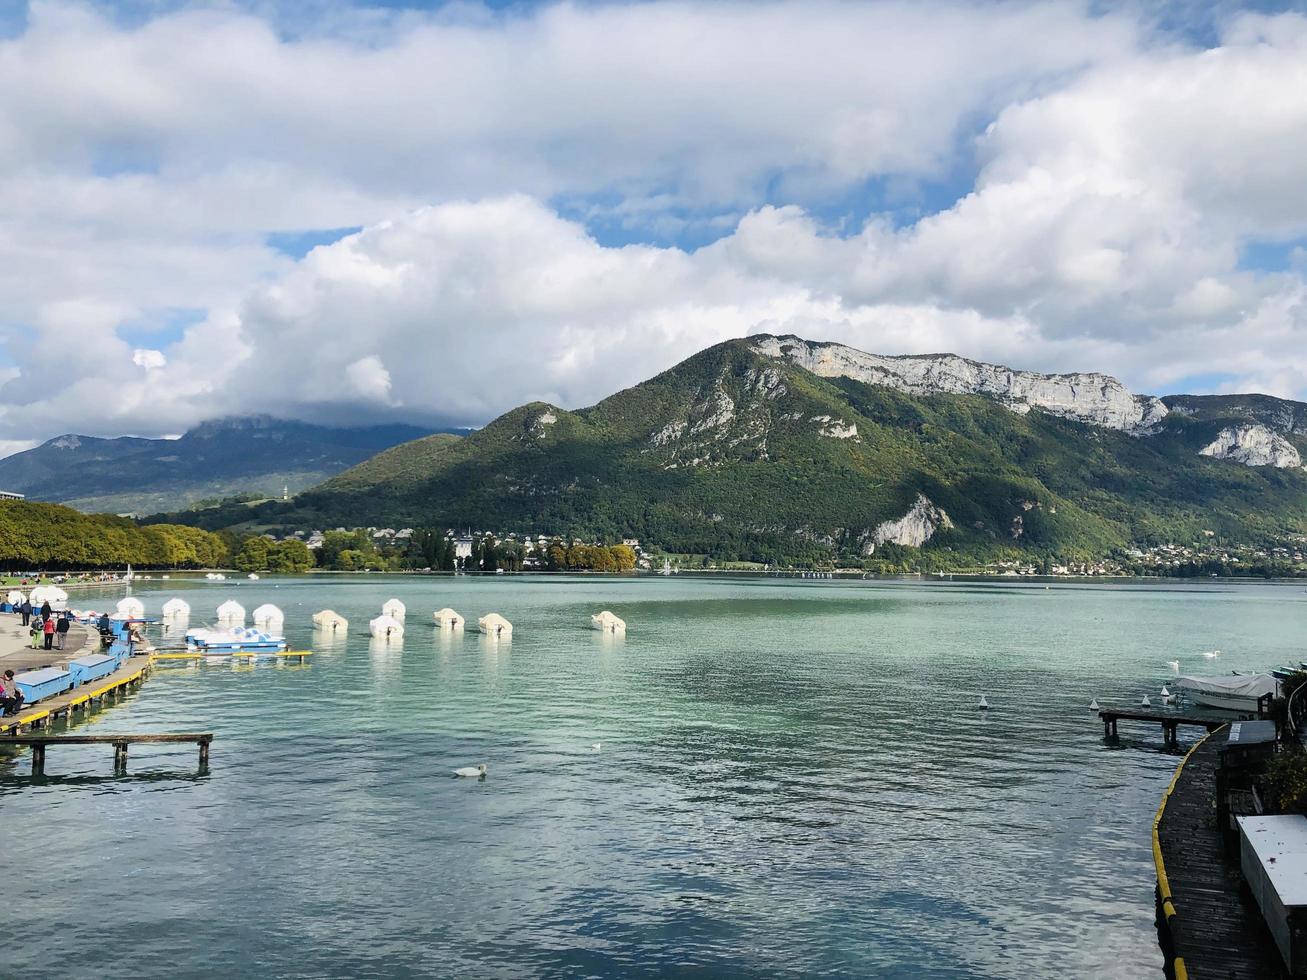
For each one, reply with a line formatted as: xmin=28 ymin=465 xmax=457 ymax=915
xmin=0 ymin=416 xmax=438 ymax=514
xmin=158 ymin=336 xmax=1307 ymax=567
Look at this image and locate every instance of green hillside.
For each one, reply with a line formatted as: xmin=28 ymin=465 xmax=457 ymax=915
xmin=158 ymin=337 xmax=1307 ymax=567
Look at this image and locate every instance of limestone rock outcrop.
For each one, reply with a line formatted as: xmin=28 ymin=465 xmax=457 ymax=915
xmin=1199 ymin=425 xmax=1303 ymax=468
xmin=862 ymin=494 xmax=953 ymax=552
xmin=754 ymin=336 xmax=1168 ymax=432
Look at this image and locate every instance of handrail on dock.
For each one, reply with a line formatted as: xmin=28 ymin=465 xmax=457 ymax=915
xmin=1285 ymin=680 xmax=1307 ymax=739
xmin=0 ymin=733 xmax=214 ymax=774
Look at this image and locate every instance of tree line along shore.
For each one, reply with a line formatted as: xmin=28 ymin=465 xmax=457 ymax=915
xmin=0 ymin=499 xmax=639 ymax=575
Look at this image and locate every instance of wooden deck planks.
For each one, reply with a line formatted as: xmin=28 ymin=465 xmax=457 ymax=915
xmin=1157 ymin=731 xmax=1289 ymax=979
xmin=0 ymin=658 xmax=149 ymax=734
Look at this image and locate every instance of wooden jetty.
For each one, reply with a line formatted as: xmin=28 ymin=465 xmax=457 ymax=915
xmin=0 ymin=733 xmax=213 ymax=775
xmin=0 ymin=657 xmax=150 ymax=735
xmin=151 ymin=650 xmax=313 ymax=664
xmin=1153 ymin=726 xmax=1289 ymax=980
xmin=1100 ymin=706 xmax=1256 ymax=749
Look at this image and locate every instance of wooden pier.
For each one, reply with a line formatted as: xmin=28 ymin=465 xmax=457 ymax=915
xmin=151 ymin=650 xmax=313 ymax=664
xmin=1154 ymin=727 xmax=1289 ymax=979
xmin=1100 ymin=706 xmax=1255 ymax=749
xmin=0 ymin=733 xmax=213 ymax=775
xmin=0 ymin=657 xmax=150 ymax=735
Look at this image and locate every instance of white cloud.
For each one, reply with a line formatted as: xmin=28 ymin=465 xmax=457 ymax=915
xmin=131 ymin=348 xmax=166 ymax=370
xmin=0 ymin=2 xmax=1306 ymax=443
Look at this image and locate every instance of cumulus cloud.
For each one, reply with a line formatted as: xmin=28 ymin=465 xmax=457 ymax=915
xmin=131 ymin=348 xmax=166 ymax=370
xmin=0 ymin=1 xmax=1306 ymax=441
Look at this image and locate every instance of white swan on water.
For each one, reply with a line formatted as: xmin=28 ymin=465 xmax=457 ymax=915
xmin=454 ymin=764 xmax=487 ymax=778
xmin=1203 ymin=650 xmax=1221 ymax=659
xmin=591 ymin=742 xmax=602 ymax=753
xmin=1167 ymin=660 xmax=1180 ymax=672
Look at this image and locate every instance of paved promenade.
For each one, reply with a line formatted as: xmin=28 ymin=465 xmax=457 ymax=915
xmin=0 ymin=612 xmax=92 ymax=674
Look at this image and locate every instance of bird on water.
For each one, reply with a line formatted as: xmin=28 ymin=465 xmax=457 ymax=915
xmin=454 ymin=764 xmax=487 ymax=778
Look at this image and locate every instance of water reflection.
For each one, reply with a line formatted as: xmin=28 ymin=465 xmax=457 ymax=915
xmin=312 ymin=626 xmax=349 ymax=656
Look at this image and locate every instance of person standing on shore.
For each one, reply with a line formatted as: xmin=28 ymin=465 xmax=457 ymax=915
xmin=19 ymin=598 xmax=31 ymax=626
xmin=40 ymin=599 xmax=51 ymax=621
xmin=56 ymin=613 xmax=70 ymax=650
xmin=30 ymin=618 xmax=42 ymax=648
xmin=42 ymin=615 xmax=55 ymax=650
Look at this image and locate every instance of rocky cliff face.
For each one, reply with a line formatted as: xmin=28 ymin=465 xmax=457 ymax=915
xmin=752 ymin=336 xmax=1168 ymax=432
xmin=1199 ymin=425 xmax=1303 ymax=468
xmin=862 ymin=494 xmax=953 ymax=552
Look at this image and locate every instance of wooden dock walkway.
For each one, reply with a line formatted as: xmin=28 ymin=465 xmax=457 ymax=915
xmin=1101 ymin=705 xmax=1256 ymax=749
xmin=1154 ymin=727 xmax=1288 ymax=979
xmin=0 ymin=656 xmax=151 ymax=735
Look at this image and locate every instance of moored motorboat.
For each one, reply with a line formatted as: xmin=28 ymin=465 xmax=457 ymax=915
xmin=1174 ymin=673 xmax=1279 ymax=711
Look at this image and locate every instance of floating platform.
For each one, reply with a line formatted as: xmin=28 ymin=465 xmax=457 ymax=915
xmin=151 ymin=650 xmax=312 ymax=664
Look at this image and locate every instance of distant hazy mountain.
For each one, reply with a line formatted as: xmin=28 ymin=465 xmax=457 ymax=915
xmin=150 ymin=336 xmax=1307 ymax=566
xmin=0 ymin=416 xmax=440 ymax=514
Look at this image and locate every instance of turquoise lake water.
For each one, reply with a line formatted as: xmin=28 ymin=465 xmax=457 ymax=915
xmin=3 ymin=575 xmax=1305 ymax=978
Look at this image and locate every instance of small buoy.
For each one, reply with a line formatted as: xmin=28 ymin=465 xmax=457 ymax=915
xmin=1160 ymin=685 xmax=1171 ymax=698
xmin=1141 ymin=695 xmax=1151 ymax=707
xmin=977 ymin=695 xmax=989 ymax=710
xmin=1089 ymin=698 xmax=1099 ymax=711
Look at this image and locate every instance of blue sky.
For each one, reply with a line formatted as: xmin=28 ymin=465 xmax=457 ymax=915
xmin=1 ymin=0 xmax=1307 ymax=443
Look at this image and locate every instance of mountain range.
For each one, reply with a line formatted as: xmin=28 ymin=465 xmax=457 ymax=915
xmin=0 ymin=416 xmax=435 ymax=515
xmin=157 ymin=335 xmax=1307 ymax=567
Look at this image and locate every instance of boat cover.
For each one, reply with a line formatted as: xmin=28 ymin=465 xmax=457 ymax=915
xmin=1176 ymin=673 xmax=1279 ymax=700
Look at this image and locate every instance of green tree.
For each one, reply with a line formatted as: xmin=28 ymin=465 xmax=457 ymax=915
xmin=268 ymin=539 xmax=314 ymax=573
xmin=233 ymin=536 xmax=272 ymax=571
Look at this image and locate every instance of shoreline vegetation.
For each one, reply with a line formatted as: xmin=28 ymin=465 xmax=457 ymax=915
xmin=5 ymin=497 xmax=1304 ymax=581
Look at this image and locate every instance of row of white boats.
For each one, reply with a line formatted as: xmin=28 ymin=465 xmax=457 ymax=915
xmin=142 ymin=597 xmax=628 ymax=653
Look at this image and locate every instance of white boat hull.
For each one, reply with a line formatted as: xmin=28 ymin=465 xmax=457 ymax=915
xmin=1185 ymin=691 xmax=1267 ymax=712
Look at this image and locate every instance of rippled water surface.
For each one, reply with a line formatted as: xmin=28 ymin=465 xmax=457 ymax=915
xmin=4 ymin=575 xmax=1305 ymax=978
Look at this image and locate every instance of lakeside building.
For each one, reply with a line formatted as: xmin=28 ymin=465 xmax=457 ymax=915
xmin=0 ymin=490 xmax=25 ymax=500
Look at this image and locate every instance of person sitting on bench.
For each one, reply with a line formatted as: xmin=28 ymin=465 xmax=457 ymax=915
xmin=0 ymin=670 xmax=24 ymax=717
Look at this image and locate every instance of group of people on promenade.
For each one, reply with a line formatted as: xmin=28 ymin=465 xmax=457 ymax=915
xmin=17 ymin=598 xmax=72 ymax=651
